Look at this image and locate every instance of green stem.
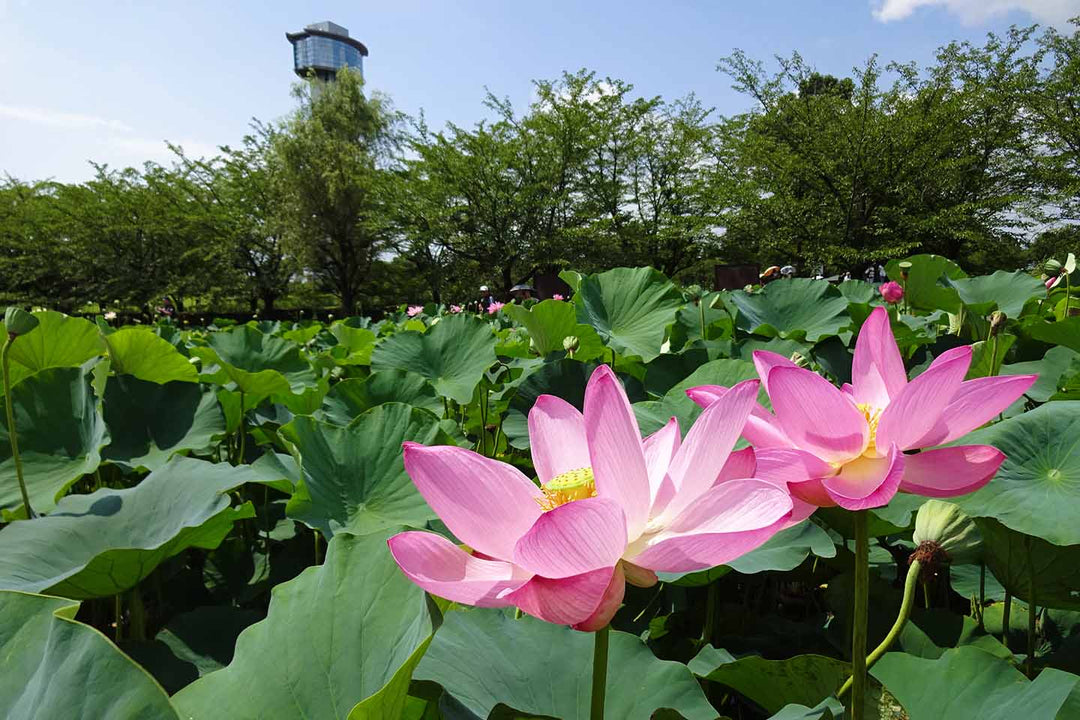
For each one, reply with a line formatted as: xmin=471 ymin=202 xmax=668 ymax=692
xmin=1002 ymin=591 xmax=1012 ymax=650
xmin=2 ymin=335 xmax=32 ymax=518
xmin=236 ymin=391 xmax=246 ymax=464
xmin=978 ymin=562 xmax=986 ymax=632
xmin=313 ymin=531 xmax=322 ymax=565
xmin=850 ymin=510 xmax=869 ymax=720
xmin=1027 ymin=542 xmax=1038 ymax=678
xmin=114 ymin=592 xmax=123 ymax=642
xmin=698 ymin=300 xmax=706 ymax=341
xmin=609 ymin=347 xmax=616 ymax=372
xmin=1066 ymin=274 xmax=1072 ymax=319
xmin=590 ymin=625 xmax=610 ymax=720
xmin=702 ymin=583 xmax=717 ymax=646
xmin=922 ymin=580 xmax=931 ymax=609
xmin=990 ymin=334 xmax=999 ymax=376
xmin=839 ymin=559 xmax=922 ymax=698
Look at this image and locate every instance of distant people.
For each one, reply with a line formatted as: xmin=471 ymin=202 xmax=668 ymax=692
xmin=157 ymin=296 xmax=175 ymax=322
xmin=759 ymin=266 xmax=781 ymax=285
xmin=509 ymin=284 xmax=535 ymax=302
xmin=476 ymin=285 xmax=495 ymax=313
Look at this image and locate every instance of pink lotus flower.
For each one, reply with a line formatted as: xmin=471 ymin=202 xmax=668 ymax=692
xmin=879 ymin=281 xmax=904 ymax=304
xmin=688 ymin=306 xmax=1036 ymax=511
xmin=407 ymin=305 xmax=424 ymax=317
xmin=552 ymin=293 xmax=565 ymax=301
xmin=449 ymin=304 xmax=463 ymax=313
xmin=389 ymin=366 xmax=793 ymax=630
xmin=487 ymin=301 xmax=505 ymax=315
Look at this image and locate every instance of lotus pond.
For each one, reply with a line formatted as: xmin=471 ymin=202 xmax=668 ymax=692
xmin=2 ymin=255 xmax=1080 ymax=720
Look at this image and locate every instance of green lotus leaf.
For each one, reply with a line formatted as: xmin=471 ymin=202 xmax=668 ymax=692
xmin=871 ymin=645 xmax=1079 ymax=720
xmin=318 ymin=370 xmax=442 ymax=424
xmin=103 ymin=327 xmax=198 ymax=384
xmin=201 ymin=325 xmax=316 ymax=394
xmin=952 ymin=401 xmax=1080 ymax=545
xmin=282 ymin=404 xmax=452 ymax=537
xmin=371 ymin=313 xmax=497 ymax=404
xmin=101 ymin=377 xmax=223 ymax=471
xmin=633 ymin=358 xmax=762 ymax=437
xmin=729 ymin=279 xmax=851 ymax=342
xmin=0 ymin=366 xmax=108 ymax=514
xmin=0 ymin=457 xmax=257 ymax=598
xmin=951 ymin=270 xmax=1045 ymax=317
xmin=1 ymin=310 xmax=103 ymax=390
xmin=0 ymin=591 xmax=178 ymax=719
xmin=574 ymin=266 xmax=684 ymax=361
xmin=975 ymin=518 xmax=1080 ymax=611
xmin=172 ymin=530 xmax=437 ymax=720
xmin=1023 ymin=316 xmax=1080 ymax=355
xmin=504 ymin=299 xmax=606 ymax=360
xmin=885 ymin=254 xmax=967 ymax=313
xmin=415 ymin=609 xmax=715 ymax=720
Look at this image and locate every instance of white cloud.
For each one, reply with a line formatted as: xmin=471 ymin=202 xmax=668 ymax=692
xmin=0 ymin=103 xmax=134 ymax=132
xmin=873 ymin=0 xmax=1080 ymax=25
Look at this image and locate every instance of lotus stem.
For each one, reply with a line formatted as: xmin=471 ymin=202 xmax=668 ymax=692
xmin=1066 ymin=274 xmax=1071 ymax=319
xmin=1027 ymin=541 xmax=1038 ymax=678
xmin=978 ymin=562 xmax=986 ymax=632
xmin=839 ymin=559 xmax=921 ymax=698
xmin=702 ymin=582 xmax=717 ymax=646
xmin=850 ymin=509 xmax=869 ymax=720
xmin=698 ymin=300 xmax=706 ymax=341
xmin=2 ymin=334 xmax=32 ymax=519
xmin=1002 ymin=590 xmax=1012 ymax=649
xmin=590 ymin=624 xmax=610 ymax=720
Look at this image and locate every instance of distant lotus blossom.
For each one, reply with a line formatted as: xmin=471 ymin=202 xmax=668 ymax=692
xmin=552 ymin=293 xmax=565 ymax=301
xmin=450 ymin=304 xmax=463 ymax=313
xmin=879 ymin=281 xmax=904 ymax=304
xmin=487 ymin=301 xmax=505 ymax=315
xmin=103 ymin=311 xmax=117 ymax=321
xmin=389 ymin=365 xmax=792 ymax=630
xmin=688 ymin=306 xmax=1037 ymax=511
xmin=407 ymin=305 xmax=424 ymax=317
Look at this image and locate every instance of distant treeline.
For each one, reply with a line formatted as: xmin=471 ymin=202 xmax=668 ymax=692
xmin=1 ymin=23 xmax=1077 ymax=315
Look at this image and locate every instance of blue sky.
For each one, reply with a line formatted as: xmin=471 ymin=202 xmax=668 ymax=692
xmin=2 ymin=0 xmax=1077 ymax=182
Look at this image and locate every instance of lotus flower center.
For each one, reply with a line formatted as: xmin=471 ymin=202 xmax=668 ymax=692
xmin=536 ymin=467 xmax=596 ymax=512
xmin=856 ymin=403 xmax=883 ymax=455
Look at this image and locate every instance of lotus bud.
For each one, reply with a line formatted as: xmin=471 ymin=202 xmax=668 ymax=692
xmin=912 ymin=500 xmax=982 ymax=567
xmin=563 ymin=335 xmax=580 ymax=354
xmin=790 ymin=351 xmax=810 ymax=369
xmin=1044 ymin=258 xmax=1062 ymax=276
xmin=989 ymin=311 xmax=1006 ymax=336
xmin=4 ymin=307 xmax=39 ymax=339
xmin=898 ymin=260 xmax=912 ymax=281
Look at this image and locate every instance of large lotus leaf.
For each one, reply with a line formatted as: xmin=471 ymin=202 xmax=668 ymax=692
xmin=975 ymin=518 xmax=1080 ymax=611
xmin=282 ymin=404 xmax=451 ymax=537
xmin=633 ymin=358 xmax=762 ymax=437
xmin=0 ymin=457 xmax=257 ymax=598
xmin=838 ymin=279 xmax=879 ymax=305
xmin=102 ymin=328 xmax=198 ymax=384
xmin=0 ymin=366 xmax=108 ymax=514
xmin=885 ymin=254 xmax=967 ymax=313
xmin=1 ymin=311 xmax=103 ymax=386
xmin=504 ymin=300 xmax=606 ymax=360
xmin=768 ymin=698 xmax=846 ymax=720
xmin=1024 ymin=316 xmax=1080 ymax=354
xmin=1000 ymin=346 xmax=1079 ymax=415
xmin=371 ymin=313 xmax=497 ymax=404
xmin=0 ymin=591 xmax=178 ymax=719
xmin=330 ymin=323 xmax=377 ymax=365
xmin=688 ymin=647 xmax=861 ymax=716
xmin=172 ymin=531 xmax=437 ymax=720
xmin=203 ymin=325 xmax=316 ymax=393
xmin=573 ymin=266 xmax=684 ymax=361
xmin=951 ymin=270 xmax=1045 ymax=317
xmin=729 ymin=279 xmax=851 ymax=342
xmin=317 ymin=370 xmax=442 ymax=425
xmin=952 ymin=402 xmax=1080 ymax=546
xmin=501 ymin=359 xmax=592 ymax=450
xmin=102 ymin=376 xmax=224 ymax=471
xmin=415 ymin=610 xmax=715 ymax=720
xmin=871 ymin=646 xmax=1079 ymax=720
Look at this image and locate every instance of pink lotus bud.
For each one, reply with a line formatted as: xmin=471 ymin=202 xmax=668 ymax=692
xmin=879 ymin=281 xmax=904 ymax=304
xmin=552 ymin=293 xmax=565 ymax=301
xmin=407 ymin=305 xmax=424 ymax=317
xmin=449 ymin=304 xmax=463 ymax=314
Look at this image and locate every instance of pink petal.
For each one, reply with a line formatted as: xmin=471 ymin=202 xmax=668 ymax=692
xmin=753 ymin=350 xmax=798 ymax=397
xmin=503 ymin=566 xmax=617 ymax=626
xmin=851 ymin=306 xmax=907 ymax=409
xmin=622 ymin=561 xmax=658 ymax=588
xmin=767 ymin=366 xmax=869 ymax=463
xmin=821 ymin=444 xmax=905 ymax=510
xmin=584 ymin=365 xmax=651 ymax=538
xmin=529 ymin=395 xmax=590 ymax=484
xmin=628 ymin=479 xmax=793 ymax=573
xmin=642 ymin=416 xmax=680 ymax=511
xmin=753 ymin=447 xmax=836 ymax=517
xmin=572 ymin=563 xmax=626 ymax=631
xmin=388 ymin=531 xmax=531 ymax=607
xmin=660 ymin=379 xmax=760 ymax=522
xmin=716 ymin=447 xmax=756 ymax=485
xmin=876 ymin=347 xmax=971 ymax=451
xmin=791 ymin=477 xmax=838 ymax=507
xmin=513 ymin=497 xmax=627 ymax=578
xmin=914 ymin=374 xmax=1038 ymax=447
xmin=403 ymin=442 xmax=542 ymax=561
xmin=687 ymin=385 xmax=790 ymax=448
xmin=899 ymin=445 xmax=1005 ymax=498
